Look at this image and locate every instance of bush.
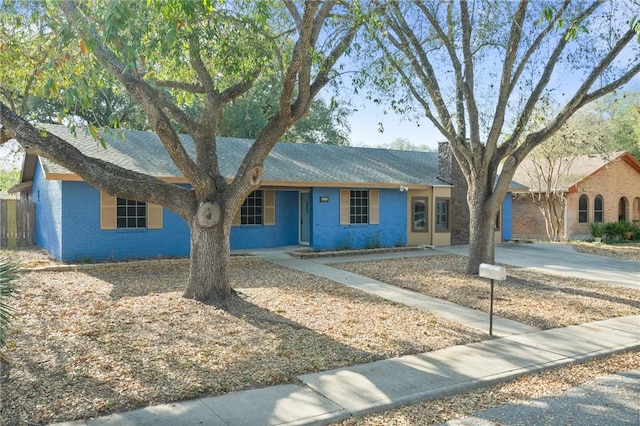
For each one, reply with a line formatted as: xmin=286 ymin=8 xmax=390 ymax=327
xmin=601 ymin=221 xmax=636 ymax=242
xmin=0 ymin=256 xmax=18 ymax=350
xmin=589 ymin=222 xmax=603 ymax=238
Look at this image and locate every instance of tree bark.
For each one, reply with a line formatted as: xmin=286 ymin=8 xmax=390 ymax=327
xmin=466 ymin=181 xmax=497 ymax=274
xmin=183 ymin=214 xmax=233 ymax=307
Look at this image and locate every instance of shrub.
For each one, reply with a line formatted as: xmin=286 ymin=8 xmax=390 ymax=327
xmin=589 ymin=222 xmax=603 ymax=238
xmin=602 ymin=221 xmax=633 ymax=241
xmin=0 ymin=256 xmax=18 ymax=350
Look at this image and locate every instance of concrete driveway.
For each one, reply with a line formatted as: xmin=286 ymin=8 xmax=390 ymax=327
xmin=437 ymin=242 xmax=640 ymax=290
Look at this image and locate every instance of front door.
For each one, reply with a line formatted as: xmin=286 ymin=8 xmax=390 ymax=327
xmin=299 ymin=192 xmax=310 ymax=245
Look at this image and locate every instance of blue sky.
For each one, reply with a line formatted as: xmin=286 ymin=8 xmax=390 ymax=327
xmin=347 ymin=94 xmax=441 ymax=149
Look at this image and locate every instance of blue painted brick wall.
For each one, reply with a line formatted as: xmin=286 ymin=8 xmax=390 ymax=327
xmin=502 ymin=192 xmax=512 ymax=242
xmin=310 ymin=188 xmax=407 ymax=250
xmin=32 ymin=160 xmax=63 ymax=260
xmin=59 ymin=181 xmax=190 ymax=262
xmin=230 ymin=190 xmax=299 ymax=249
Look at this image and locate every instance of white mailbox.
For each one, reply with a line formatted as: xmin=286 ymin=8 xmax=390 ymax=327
xmin=479 ymin=263 xmax=506 ymax=281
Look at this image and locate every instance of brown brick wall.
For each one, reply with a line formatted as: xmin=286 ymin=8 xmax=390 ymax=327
xmin=513 ymin=156 xmax=640 ymax=240
xmin=566 ymin=158 xmax=640 ymax=239
xmin=511 ymin=194 xmax=558 ymax=239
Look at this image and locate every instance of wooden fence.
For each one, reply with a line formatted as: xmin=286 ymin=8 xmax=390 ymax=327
xmin=0 ymin=199 xmax=35 ymax=247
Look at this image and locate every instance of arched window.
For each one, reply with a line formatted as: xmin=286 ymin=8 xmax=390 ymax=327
xmin=619 ymin=197 xmax=629 ymax=222
xmin=633 ymin=197 xmax=640 ymax=223
xmin=578 ymin=195 xmax=588 ymax=223
xmin=593 ymin=195 xmax=604 ymax=223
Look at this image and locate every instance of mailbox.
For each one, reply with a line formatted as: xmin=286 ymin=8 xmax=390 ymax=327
xmin=479 ymin=263 xmax=507 ymax=336
xmin=479 ymin=263 xmax=506 ymax=281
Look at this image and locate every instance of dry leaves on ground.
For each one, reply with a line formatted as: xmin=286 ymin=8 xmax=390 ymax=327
xmin=572 ymin=241 xmax=640 ymax=262
xmin=0 ymin=257 xmax=484 ymax=426
xmin=336 ymin=254 xmax=640 ymax=329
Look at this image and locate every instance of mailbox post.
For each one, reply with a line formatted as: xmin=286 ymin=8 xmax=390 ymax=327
xmin=479 ymin=263 xmax=507 ymax=336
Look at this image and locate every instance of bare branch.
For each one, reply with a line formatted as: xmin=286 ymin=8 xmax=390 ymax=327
xmin=505 ymin=1 xmax=602 ymax=150
xmin=385 ymin=2 xmax=457 ymax=138
xmin=486 ymin=0 xmax=528 ymax=151
xmin=459 ymin=1 xmax=480 ymax=151
xmin=519 ymin=28 xmax=639 ymax=157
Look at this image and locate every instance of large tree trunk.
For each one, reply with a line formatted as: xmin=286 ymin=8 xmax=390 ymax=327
xmin=183 ymin=203 xmax=233 ymax=307
xmin=466 ymin=183 xmax=497 ymax=274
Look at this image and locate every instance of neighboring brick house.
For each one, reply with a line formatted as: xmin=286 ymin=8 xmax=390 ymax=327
xmin=511 ymin=151 xmax=640 ymax=240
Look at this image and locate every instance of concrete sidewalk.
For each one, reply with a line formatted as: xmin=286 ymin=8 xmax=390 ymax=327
xmin=54 ymin=316 xmax=640 ymax=426
xmin=258 ymin=250 xmax=538 ymax=337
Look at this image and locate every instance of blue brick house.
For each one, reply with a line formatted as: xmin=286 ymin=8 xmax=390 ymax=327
xmin=11 ymin=124 xmax=518 ymax=262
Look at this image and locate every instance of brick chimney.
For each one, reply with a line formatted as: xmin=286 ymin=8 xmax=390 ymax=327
xmin=438 ymin=141 xmax=453 ymax=183
xmin=438 ymin=141 xmax=470 ymax=245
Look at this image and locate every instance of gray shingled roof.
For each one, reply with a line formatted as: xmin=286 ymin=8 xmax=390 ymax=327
xmin=36 ymin=124 xmax=446 ymax=187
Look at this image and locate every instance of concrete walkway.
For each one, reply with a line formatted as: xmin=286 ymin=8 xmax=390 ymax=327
xmin=54 ymin=316 xmax=640 ymax=426
xmin=258 ymin=250 xmax=538 ymax=337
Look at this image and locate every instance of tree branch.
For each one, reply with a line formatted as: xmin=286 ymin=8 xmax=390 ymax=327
xmin=59 ymin=0 xmax=213 ymax=194
xmin=153 ymin=80 xmax=206 ymax=93
xmin=1 ymin=101 xmax=195 ymax=219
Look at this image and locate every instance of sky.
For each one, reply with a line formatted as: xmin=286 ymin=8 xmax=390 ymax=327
xmin=347 ymin=95 xmax=442 ymax=150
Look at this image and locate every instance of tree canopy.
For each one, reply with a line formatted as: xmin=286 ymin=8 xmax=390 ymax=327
xmin=217 ymin=77 xmax=352 ymax=145
xmin=1 ymin=0 xmax=365 ymax=305
xmin=359 ymin=0 xmax=640 ymax=272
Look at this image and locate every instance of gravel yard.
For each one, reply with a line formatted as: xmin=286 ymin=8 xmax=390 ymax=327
xmin=1 ymin=246 xmax=638 ymax=425
xmin=335 ymin=254 xmax=640 ymax=330
xmin=0 ymin=253 xmax=482 ymax=425
xmin=571 ymin=241 xmax=640 ymax=262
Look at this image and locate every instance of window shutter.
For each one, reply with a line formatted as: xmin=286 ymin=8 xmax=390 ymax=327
xmin=148 ymin=203 xmax=163 ymax=229
xmin=340 ymin=189 xmax=350 ymax=225
xmin=264 ymin=190 xmax=275 ymax=225
xmin=100 ymin=192 xmax=117 ymax=230
xmin=369 ymin=190 xmax=379 ymax=224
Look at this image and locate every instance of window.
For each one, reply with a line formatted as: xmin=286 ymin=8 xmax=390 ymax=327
xmin=350 ymin=190 xmax=369 ymax=224
xmin=578 ymin=195 xmax=588 ymax=223
xmin=232 ymin=190 xmax=275 ymax=226
xmin=619 ymin=197 xmax=628 ymax=222
xmin=594 ymin=195 xmax=604 ymax=222
xmin=495 ymin=210 xmax=501 ymax=230
xmin=117 ymin=198 xmax=147 ymax=228
xmin=412 ymin=197 xmax=427 ymax=232
xmin=436 ymin=198 xmax=450 ymax=232
xmin=241 ymin=190 xmax=263 ymax=225
xmin=340 ymin=189 xmax=379 ymax=225
xmin=100 ymin=192 xmax=162 ymax=230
